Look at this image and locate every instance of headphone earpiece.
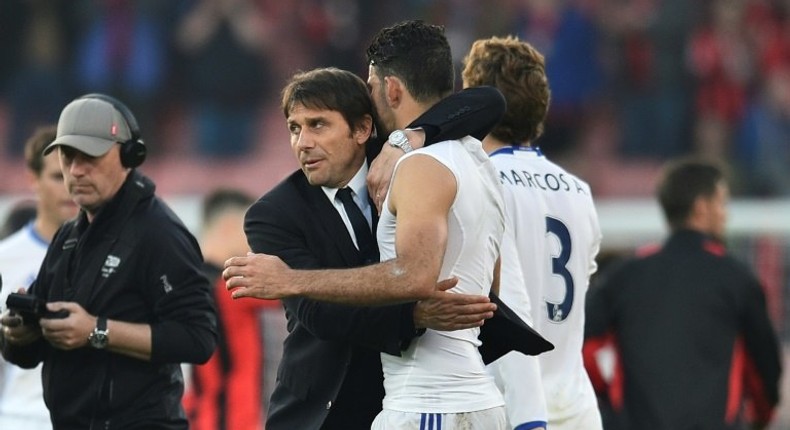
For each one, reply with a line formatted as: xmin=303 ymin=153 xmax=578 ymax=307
xmin=78 ymin=93 xmax=147 ymax=168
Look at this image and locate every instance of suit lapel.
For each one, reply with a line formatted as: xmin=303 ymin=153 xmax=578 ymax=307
xmin=368 ymin=196 xmax=379 ymax=234
xmin=296 ymin=176 xmax=363 ymax=267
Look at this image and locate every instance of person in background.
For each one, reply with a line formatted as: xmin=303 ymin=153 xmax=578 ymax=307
xmin=0 ymin=125 xmax=78 ymax=430
xmin=175 ymin=0 xmax=273 ymax=158
xmin=183 ymin=188 xmax=279 ymax=430
xmin=0 ymin=94 xmax=217 ymax=429
xmin=585 ymin=158 xmax=783 ymax=430
xmin=462 ymin=35 xmax=604 ymax=430
xmin=0 ymin=200 xmax=38 ymax=240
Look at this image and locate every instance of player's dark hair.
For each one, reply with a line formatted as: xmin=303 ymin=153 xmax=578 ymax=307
xmin=281 ymin=67 xmax=375 ymax=135
xmin=657 ymin=158 xmax=725 ymax=230
xmin=24 ymin=125 xmax=57 ymax=175
xmin=366 ymin=20 xmax=454 ymax=103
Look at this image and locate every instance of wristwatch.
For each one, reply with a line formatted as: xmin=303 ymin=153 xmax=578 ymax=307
xmin=88 ymin=317 xmax=109 ymax=349
xmin=388 ymin=129 xmax=413 ymax=153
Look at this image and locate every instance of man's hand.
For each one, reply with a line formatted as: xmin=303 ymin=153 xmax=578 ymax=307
xmin=39 ymin=302 xmax=94 ymax=350
xmin=1 ymin=311 xmax=41 ymax=347
xmin=367 ymin=144 xmax=402 ymax=214
xmin=1 ymin=288 xmax=42 ymax=346
xmin=367 ymin=129 xmax=426 ymax=214
xmin=224 ymin=253 xmax=297 ymax=300
xmin=413 ymin=277 xmax=497 ymax=331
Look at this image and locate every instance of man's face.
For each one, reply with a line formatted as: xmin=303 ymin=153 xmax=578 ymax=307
xmin=59 ymin=144 xmax=128 ymax=216
xmin=32 ymin=152 xmax=78 ymax=226
xmin=704 ymin=181 xmax=729 ymax=240
xmin=367 ymin=65 xmax=396 ymax=134
xmin=287 ymin=103 xmax=368 ymax=188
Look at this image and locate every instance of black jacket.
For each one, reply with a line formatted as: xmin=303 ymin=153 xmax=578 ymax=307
xmin=586 ymin=229 xmax=782 ymax=429
xmin=2 ymin=171 xmax=217 ymax=430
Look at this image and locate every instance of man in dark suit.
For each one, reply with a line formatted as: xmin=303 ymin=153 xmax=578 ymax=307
xmin=243 ymin=67 xmax=508 ymax=429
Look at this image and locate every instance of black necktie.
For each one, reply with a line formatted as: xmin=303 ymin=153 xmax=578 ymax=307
xmin=336 ymin=187 xmax=378 ymax=264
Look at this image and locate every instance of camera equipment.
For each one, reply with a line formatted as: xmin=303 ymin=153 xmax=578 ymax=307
xmin=6 ymin=293 xmax=69 ymax=324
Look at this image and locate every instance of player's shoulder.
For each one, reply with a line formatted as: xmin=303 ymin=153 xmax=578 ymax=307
xmin=0 ymin=226 xmax=37 ymax=255
xmin=400 ymin=141 xmax=455 ymax=172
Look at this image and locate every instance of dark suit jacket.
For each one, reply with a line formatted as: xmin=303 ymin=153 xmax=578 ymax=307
xmin=247 ymin=173 xmax=415 ymax=429
xmin=249 ymin=86 xmax=508 ymax=430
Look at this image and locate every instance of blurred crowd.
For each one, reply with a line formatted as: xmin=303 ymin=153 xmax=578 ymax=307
xmin=1 ymin=0 xmax=789 ymax=196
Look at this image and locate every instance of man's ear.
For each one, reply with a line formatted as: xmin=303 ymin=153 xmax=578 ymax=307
xmin=353 ymin=114 xmax=374 ymax=145
xmin=25 ymin=169 xmax=39 ymax=191
xmin=687 ymin=195 xmax=710 ymax=231
xmin=384 ymin=76 xmax=403 ymax=108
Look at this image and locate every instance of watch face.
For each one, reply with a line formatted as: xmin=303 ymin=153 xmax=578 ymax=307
xmin=390 ymin=130 xmax=406 ymax=143
xmin=90 ymin=330 xmax=109 ymax=349
xmin=388 ymin=130 xmax=411 ymax=152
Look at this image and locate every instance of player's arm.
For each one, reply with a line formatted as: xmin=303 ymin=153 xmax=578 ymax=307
xmin=371 ymin=153 xmax=455 ymax=303
xmin=225 ymin=154 xmax=456 ymax=305
xmin=489 ymin=352 xmax=547 ymax=430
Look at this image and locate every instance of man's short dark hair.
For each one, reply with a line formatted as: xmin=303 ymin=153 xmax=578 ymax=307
xmin=281 ymin=67 xmax=375 ymax=134
xmin=202 ymin=189 xmax=254 ymax=228
xmin=24 ymin=125 xmax=57 ymax=176
xmin=366 ymin=20 xmax=454 ymax=103
xmin=657 ymin=158 xmax=726 ymax=230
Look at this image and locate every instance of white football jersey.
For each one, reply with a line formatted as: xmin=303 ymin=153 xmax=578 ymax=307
xmin=378 ymin=137 xmax=506 ymax=414
xmin=488 ymin=146 xmax=602 ymax=429
xmin=0 ymin=222 xmax=53 ymax=430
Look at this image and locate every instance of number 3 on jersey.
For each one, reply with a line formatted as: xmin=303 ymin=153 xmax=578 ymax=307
xmin=546 ymin=217 xmax=573 ymax=322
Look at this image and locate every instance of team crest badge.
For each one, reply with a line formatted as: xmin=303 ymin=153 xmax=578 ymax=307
xmin=101 ymin=255 xmax=121 ymax=278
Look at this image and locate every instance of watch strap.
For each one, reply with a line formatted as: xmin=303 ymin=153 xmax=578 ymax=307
xmin=89 ymin=317 xmax=109 ymax=349
xmin=96 ymin=316 xmax=107 ymax=332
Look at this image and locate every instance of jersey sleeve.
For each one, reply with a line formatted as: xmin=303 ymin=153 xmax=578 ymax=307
xmin=489 ymin=351 xmax=547 ymax=429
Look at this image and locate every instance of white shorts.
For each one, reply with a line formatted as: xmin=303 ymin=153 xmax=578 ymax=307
xmin=371 ymin=407 xmax=507 ymax=430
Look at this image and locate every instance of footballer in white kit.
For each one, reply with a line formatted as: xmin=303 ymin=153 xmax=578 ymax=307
xmin=0 ymin=125 xmax=78 ymax=430
xmin=462 ymin=36 xmax=603 ymax=430
xmin=0 ymin=224 xmax=54 ymax=430
xmin=374 ymin=137 xmax=507 ymax=429
xmin=490 ymin=145 xmax=603 ymax=430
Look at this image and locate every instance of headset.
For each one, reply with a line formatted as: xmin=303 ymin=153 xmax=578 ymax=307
xmin=78 ymin=93 xmax=147 ymax=168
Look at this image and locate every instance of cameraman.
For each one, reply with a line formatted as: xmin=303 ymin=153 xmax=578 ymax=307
xmin=0 ymin=95 xmax=217 ymax=430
